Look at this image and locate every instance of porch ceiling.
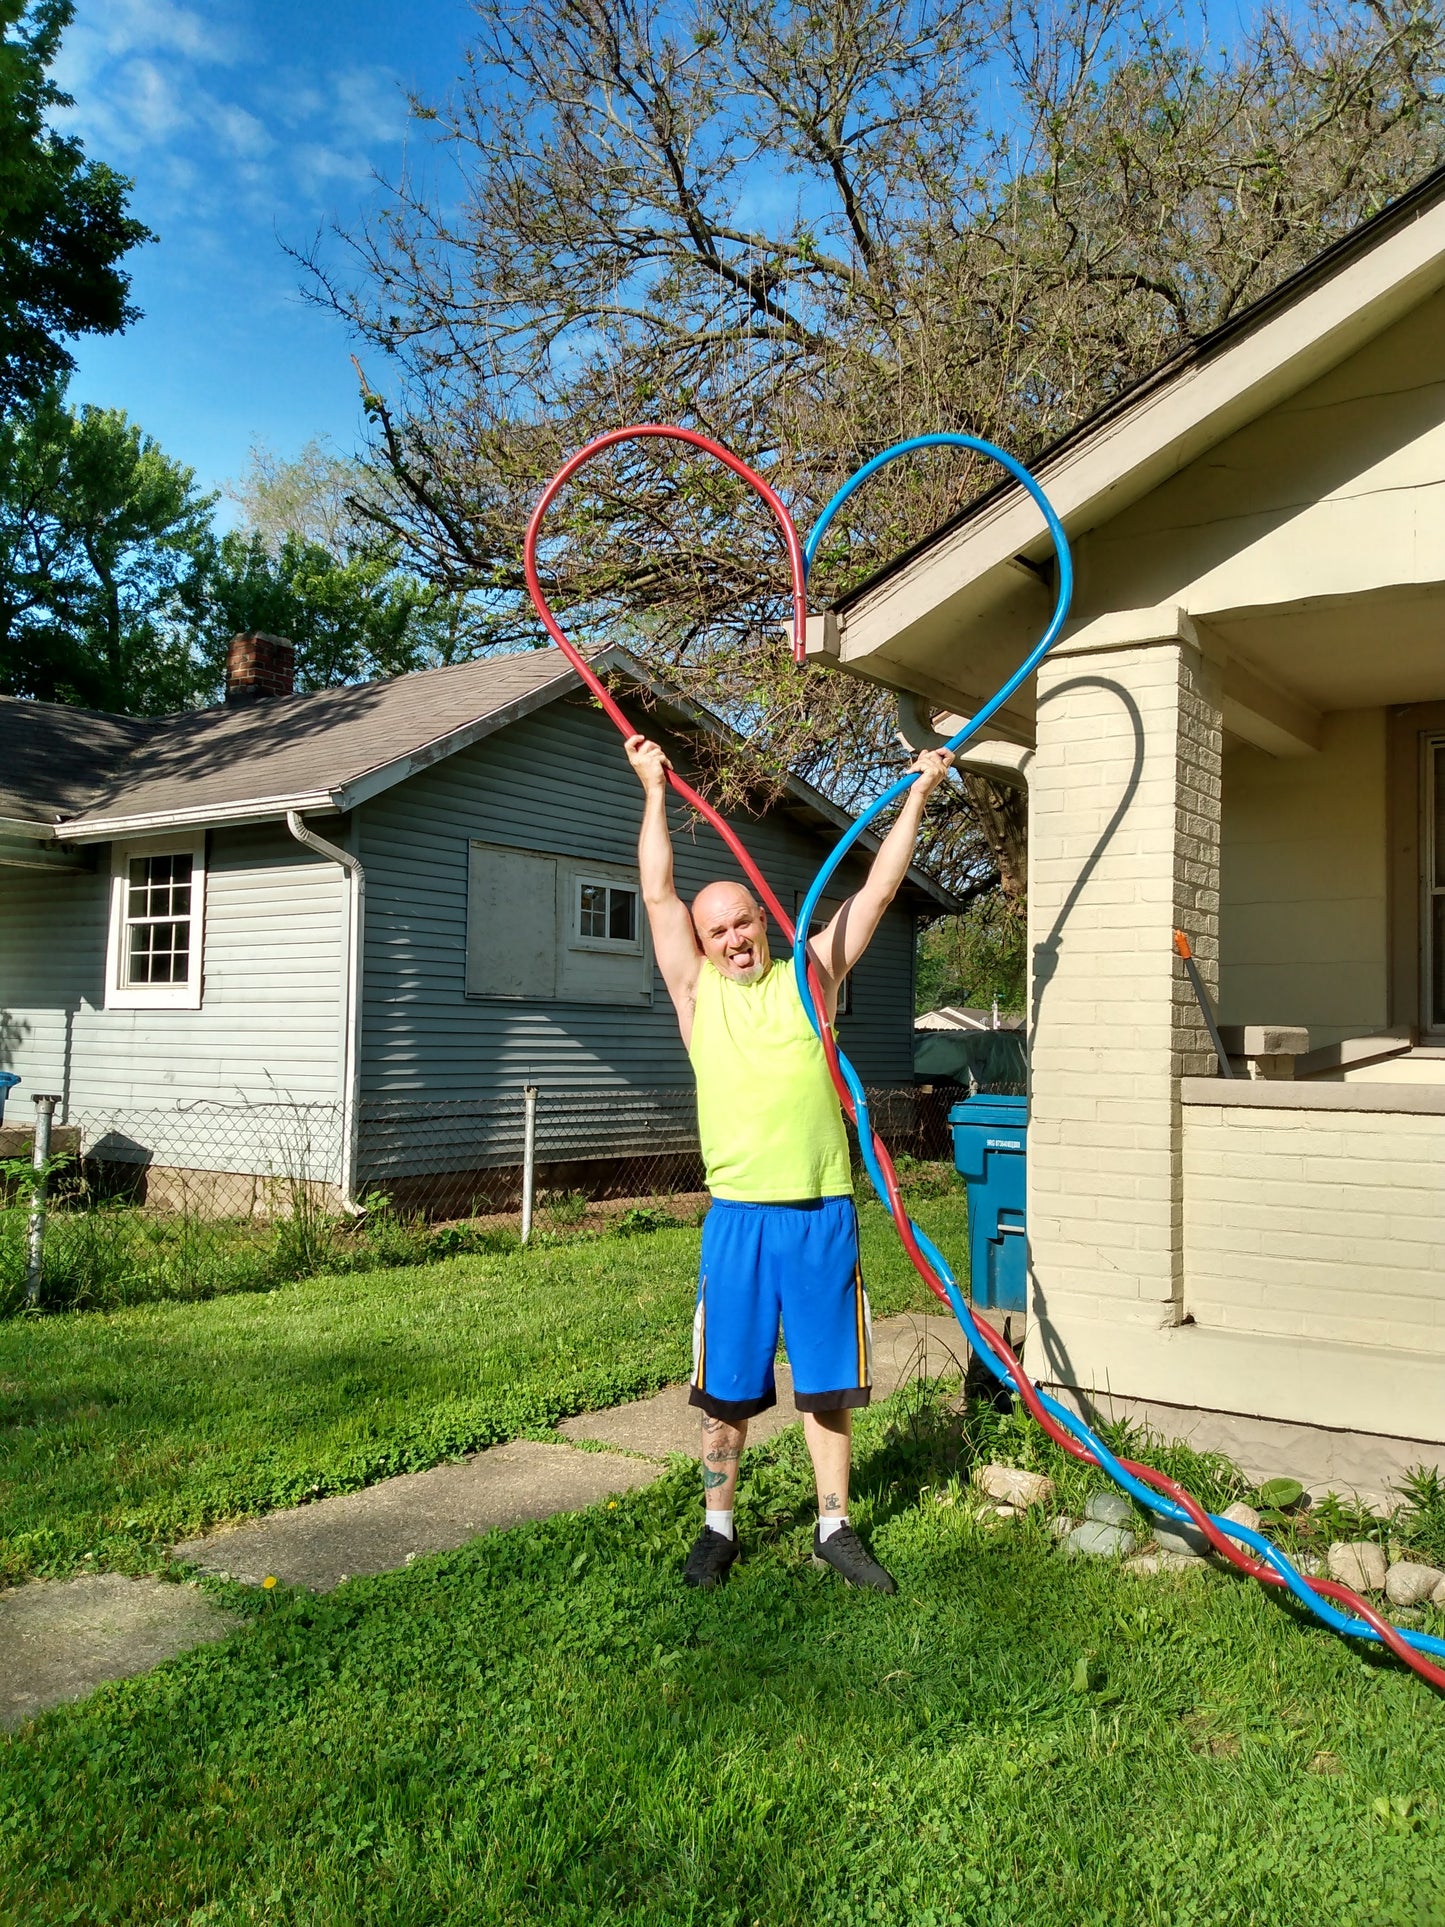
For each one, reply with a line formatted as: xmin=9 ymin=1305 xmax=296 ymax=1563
xmin=824 ymin=578 xmax=1445 ymax=758
xmin=1208 ymin=581 xmax=1445 ymax=713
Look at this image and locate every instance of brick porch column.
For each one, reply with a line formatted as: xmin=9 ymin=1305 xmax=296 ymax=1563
xmin=1027 ymin=607 xmax=1222 ymax=1355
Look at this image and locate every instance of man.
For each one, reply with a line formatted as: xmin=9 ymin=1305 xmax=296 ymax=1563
xmin=625 ymin=731 xmax=956 ymax=1593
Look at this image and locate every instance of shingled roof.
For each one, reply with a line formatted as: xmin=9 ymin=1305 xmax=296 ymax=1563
xmin=0 ymin=650 xmax=593 ymax=838
xmin=0 ymin=702 xmax=159 ymax=827
xmin=0 ymin=647 xmax=960 ymax=908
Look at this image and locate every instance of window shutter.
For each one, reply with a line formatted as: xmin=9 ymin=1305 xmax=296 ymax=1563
xmin=466 ymin=844 xmax=558 ymax=998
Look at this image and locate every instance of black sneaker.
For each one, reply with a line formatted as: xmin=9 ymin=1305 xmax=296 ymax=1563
xmin=683 ymin=1525 xmax=740 ymax=1590
xmin=812 ymin=1523 xmax=897 ymax=1594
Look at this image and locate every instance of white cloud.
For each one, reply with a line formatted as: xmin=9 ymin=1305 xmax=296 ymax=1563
xmin=77 ymin=0 xmax=240 ymax=67
xmin=214 ymin=103 xmax=273 ymax=162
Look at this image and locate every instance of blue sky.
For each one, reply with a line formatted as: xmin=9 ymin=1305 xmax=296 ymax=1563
xmin=54 ymin=0 xmax=478 ymax=520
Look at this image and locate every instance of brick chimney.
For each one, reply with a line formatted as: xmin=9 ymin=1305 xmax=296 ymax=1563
xmin=225 ymin=632 xmax=295 ymax=704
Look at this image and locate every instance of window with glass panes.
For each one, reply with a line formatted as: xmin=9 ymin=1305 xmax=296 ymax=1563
xmin=576 ymin=878 xmax=638 ymax=946
xmin=1425 ymin=738 xmax=1445 ymax=1031
xmin=124 ymin=852 xmax=195 ymax=985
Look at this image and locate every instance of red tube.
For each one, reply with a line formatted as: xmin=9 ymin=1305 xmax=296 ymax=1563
xmin=524 ymin=425 xmax=1445 ymax=1696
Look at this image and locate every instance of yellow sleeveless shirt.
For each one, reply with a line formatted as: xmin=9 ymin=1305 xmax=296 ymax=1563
xmin=688 ymin=958 xmax=852 ymax=1202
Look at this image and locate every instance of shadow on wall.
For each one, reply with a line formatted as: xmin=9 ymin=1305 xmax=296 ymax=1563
xmin=0 ymin=1009 xmax=28 ymax=1071
xmin=1027 ymin=675 xmax=1146 ymax=1401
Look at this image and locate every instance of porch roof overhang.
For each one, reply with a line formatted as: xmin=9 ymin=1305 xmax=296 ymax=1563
xmin=820 ymin=167 xmax=1445 ymax=746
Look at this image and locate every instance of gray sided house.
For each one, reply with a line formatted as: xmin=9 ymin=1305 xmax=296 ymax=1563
xmin=0 ymin=641 xmax=953 ymax=1212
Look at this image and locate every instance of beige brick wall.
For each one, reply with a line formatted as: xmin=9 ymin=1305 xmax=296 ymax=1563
xmin=1184 ymin=1102 xmax=1445 ymax=1356
xmin=1219 ymin=709 xmax=1388 ymax=1045
xmin=1028 ymin=616 xmax=1222 ymax=1331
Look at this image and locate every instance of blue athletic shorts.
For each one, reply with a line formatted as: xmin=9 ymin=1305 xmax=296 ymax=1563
xmin=688 ymin=1196 xmax=873 ymax=1421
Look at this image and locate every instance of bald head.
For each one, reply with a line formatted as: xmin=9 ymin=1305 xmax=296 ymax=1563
xmin=691 ymin=880 xmax=770 ymax=983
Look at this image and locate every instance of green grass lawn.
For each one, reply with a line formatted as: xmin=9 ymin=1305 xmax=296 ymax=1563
xmin=0 ymin=1196 xmax=955 ymax=1584
xmin=2 ymin=1389 xmax=1443 ymax=1926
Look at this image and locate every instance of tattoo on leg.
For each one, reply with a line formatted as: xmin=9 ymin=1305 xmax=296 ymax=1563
xmin=704 ymin=1447 xmax=740 ymax=1465
xmin=703 ymin=1468 xmax=728 ymax=1490
xmin=822 ymin=1491 xmax=843 ymax=1513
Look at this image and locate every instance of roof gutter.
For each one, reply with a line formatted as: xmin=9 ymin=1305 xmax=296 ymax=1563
xmin=286 ymin=811 xmax=366 ymax=1217
xmin=56 ymin=791 xmax=339 ymax=842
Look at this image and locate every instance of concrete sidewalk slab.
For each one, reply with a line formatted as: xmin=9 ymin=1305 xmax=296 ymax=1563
xmin=173 ymin=1438 xmax=661 ymax=1593
xmin=1 ymin=1575 xmax=239 ymax=1731
xmin=558 ymin=1311 xmax=971 ymax=1457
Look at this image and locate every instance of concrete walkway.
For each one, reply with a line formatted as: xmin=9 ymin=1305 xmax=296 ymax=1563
xmin=1 ymin=1574 xmax=240 ymax=1732
xmin=2 ymin=1310 xmax=970 ymax=1730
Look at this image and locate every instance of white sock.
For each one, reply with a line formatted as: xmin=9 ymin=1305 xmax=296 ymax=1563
xmin=817 ymin=1514 xmax=848 ymax=1541
xmin=705 ymin=1509 xmax=735 ymax=1540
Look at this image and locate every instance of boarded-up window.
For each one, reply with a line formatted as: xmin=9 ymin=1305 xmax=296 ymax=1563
xmin=466 ymin=844 xmax=557 ymax=998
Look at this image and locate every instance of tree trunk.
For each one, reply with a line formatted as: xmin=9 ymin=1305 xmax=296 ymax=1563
xmin=958 ymin=771 xmax=1027 ymax=906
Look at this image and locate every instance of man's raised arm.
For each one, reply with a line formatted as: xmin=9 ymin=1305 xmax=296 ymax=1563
xmin=810 ymin=749 xmax=955 ymax=992
xmin=625 ymin=734 xmax=703 ymax=1030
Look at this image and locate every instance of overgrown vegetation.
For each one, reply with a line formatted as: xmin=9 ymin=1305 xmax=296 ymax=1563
xmin=0 ymin=1191 xmax=957 ymax=1583
xmin=0 ymin=1152 xmax=722 ymax=1317
xmin=3 ymin=1385 xmax=1443 ymax=1925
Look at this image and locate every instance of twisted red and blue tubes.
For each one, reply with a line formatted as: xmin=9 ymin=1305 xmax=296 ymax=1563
xmin=522 ymin=425 xmax=1445 ymax=1694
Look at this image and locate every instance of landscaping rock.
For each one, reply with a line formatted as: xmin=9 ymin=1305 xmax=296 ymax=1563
xmin=1125 ymin=1550 xmax=1206 ymax=1578
xmin=1085 ymin=1491 xmax=1134 ymax=1529
xmin=975 ymin=1464 xmax=1055 ymax=1511
xmin=1154 ymin=1519 xmax=1212 ymax=1558
xmin=1221 ymin=1501 xmax=1262 ymax=1535
xmin=1434 ymin=1577 xmax=1445 ymax=1609
xmin=1326 ymin=1541 xmax=1387 ymax=1594
xmin=1065 ymin=1521 xmax=1136 ymax=1559
xmin=1384 ymin=1561 xmax=1445 ymax=1608
xmin=976 ymin=1503 xmax=1018 ymax=1525
xmin=1049 ymin=1514 xmax=1075 ymax=1541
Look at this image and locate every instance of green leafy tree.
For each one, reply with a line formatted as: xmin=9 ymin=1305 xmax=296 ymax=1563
xmin=195 ymin=529 xmax=465 ymax=693
xmin=916 ymin=900 xmax=1027 ymax=1017
xmin=0 ymin=0 xmax=151 ymax=414
xmin=0 ymin=386 xmax=216 ymax=713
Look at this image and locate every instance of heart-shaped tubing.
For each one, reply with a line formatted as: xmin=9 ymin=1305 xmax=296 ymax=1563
xmin=524 ymin=425 xmax=852 ymax=1096
xmin=523 ymin=423 xmax=1445 ymax=1688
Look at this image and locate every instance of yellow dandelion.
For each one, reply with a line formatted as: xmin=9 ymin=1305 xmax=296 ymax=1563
xmin=262 ymin=1575 xmax=277 ymax=1590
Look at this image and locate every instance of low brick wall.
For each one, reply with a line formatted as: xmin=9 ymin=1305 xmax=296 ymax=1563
xmin=1183 ymin=1087 xmax=1445 ymax=1357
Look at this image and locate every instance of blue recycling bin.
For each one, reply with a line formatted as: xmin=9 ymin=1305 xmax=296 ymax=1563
xmin=0 ymin=1073 xmax=18 ymax=1125
xmin=948 ymin=1094 xmax=1028 ymax=1312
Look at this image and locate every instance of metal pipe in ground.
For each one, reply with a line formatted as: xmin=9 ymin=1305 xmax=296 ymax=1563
xmin=26 ymin=1094 xmax=59 ymax=1307
xmin=520 ymin=1085 xmax=539 ymax=1244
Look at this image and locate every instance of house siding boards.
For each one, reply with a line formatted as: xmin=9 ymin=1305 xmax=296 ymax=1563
xmin=356 ymin=696 xmax=918 ymax=1106
xmin=4 ymin=671 xmax=931 ymax=1196
xmin=0 ymin=825 xmax=345 ymax=1171
xmin=0 ymin=862 xmax=108 ymax=1098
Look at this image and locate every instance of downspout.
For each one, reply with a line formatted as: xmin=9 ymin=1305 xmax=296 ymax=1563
xmin=286 ymin=810 xmax=366 ymax=1216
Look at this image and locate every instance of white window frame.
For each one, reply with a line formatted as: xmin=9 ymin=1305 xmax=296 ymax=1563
xmin=105 ymin=834 xmax=207 ymax=1011
xmin=571 ymin=873 xmax=643 ymax=956
xmin=1423 ymin=735 xmax=1445 ymax=1037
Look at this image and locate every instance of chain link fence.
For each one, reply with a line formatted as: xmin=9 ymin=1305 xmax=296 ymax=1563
xmin=1 ymin=1083 xmax=968 ymax=1311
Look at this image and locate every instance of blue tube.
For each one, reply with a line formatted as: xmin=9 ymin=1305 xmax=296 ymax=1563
xmin=791 ymin=434 xmax=1445 ymax=1666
